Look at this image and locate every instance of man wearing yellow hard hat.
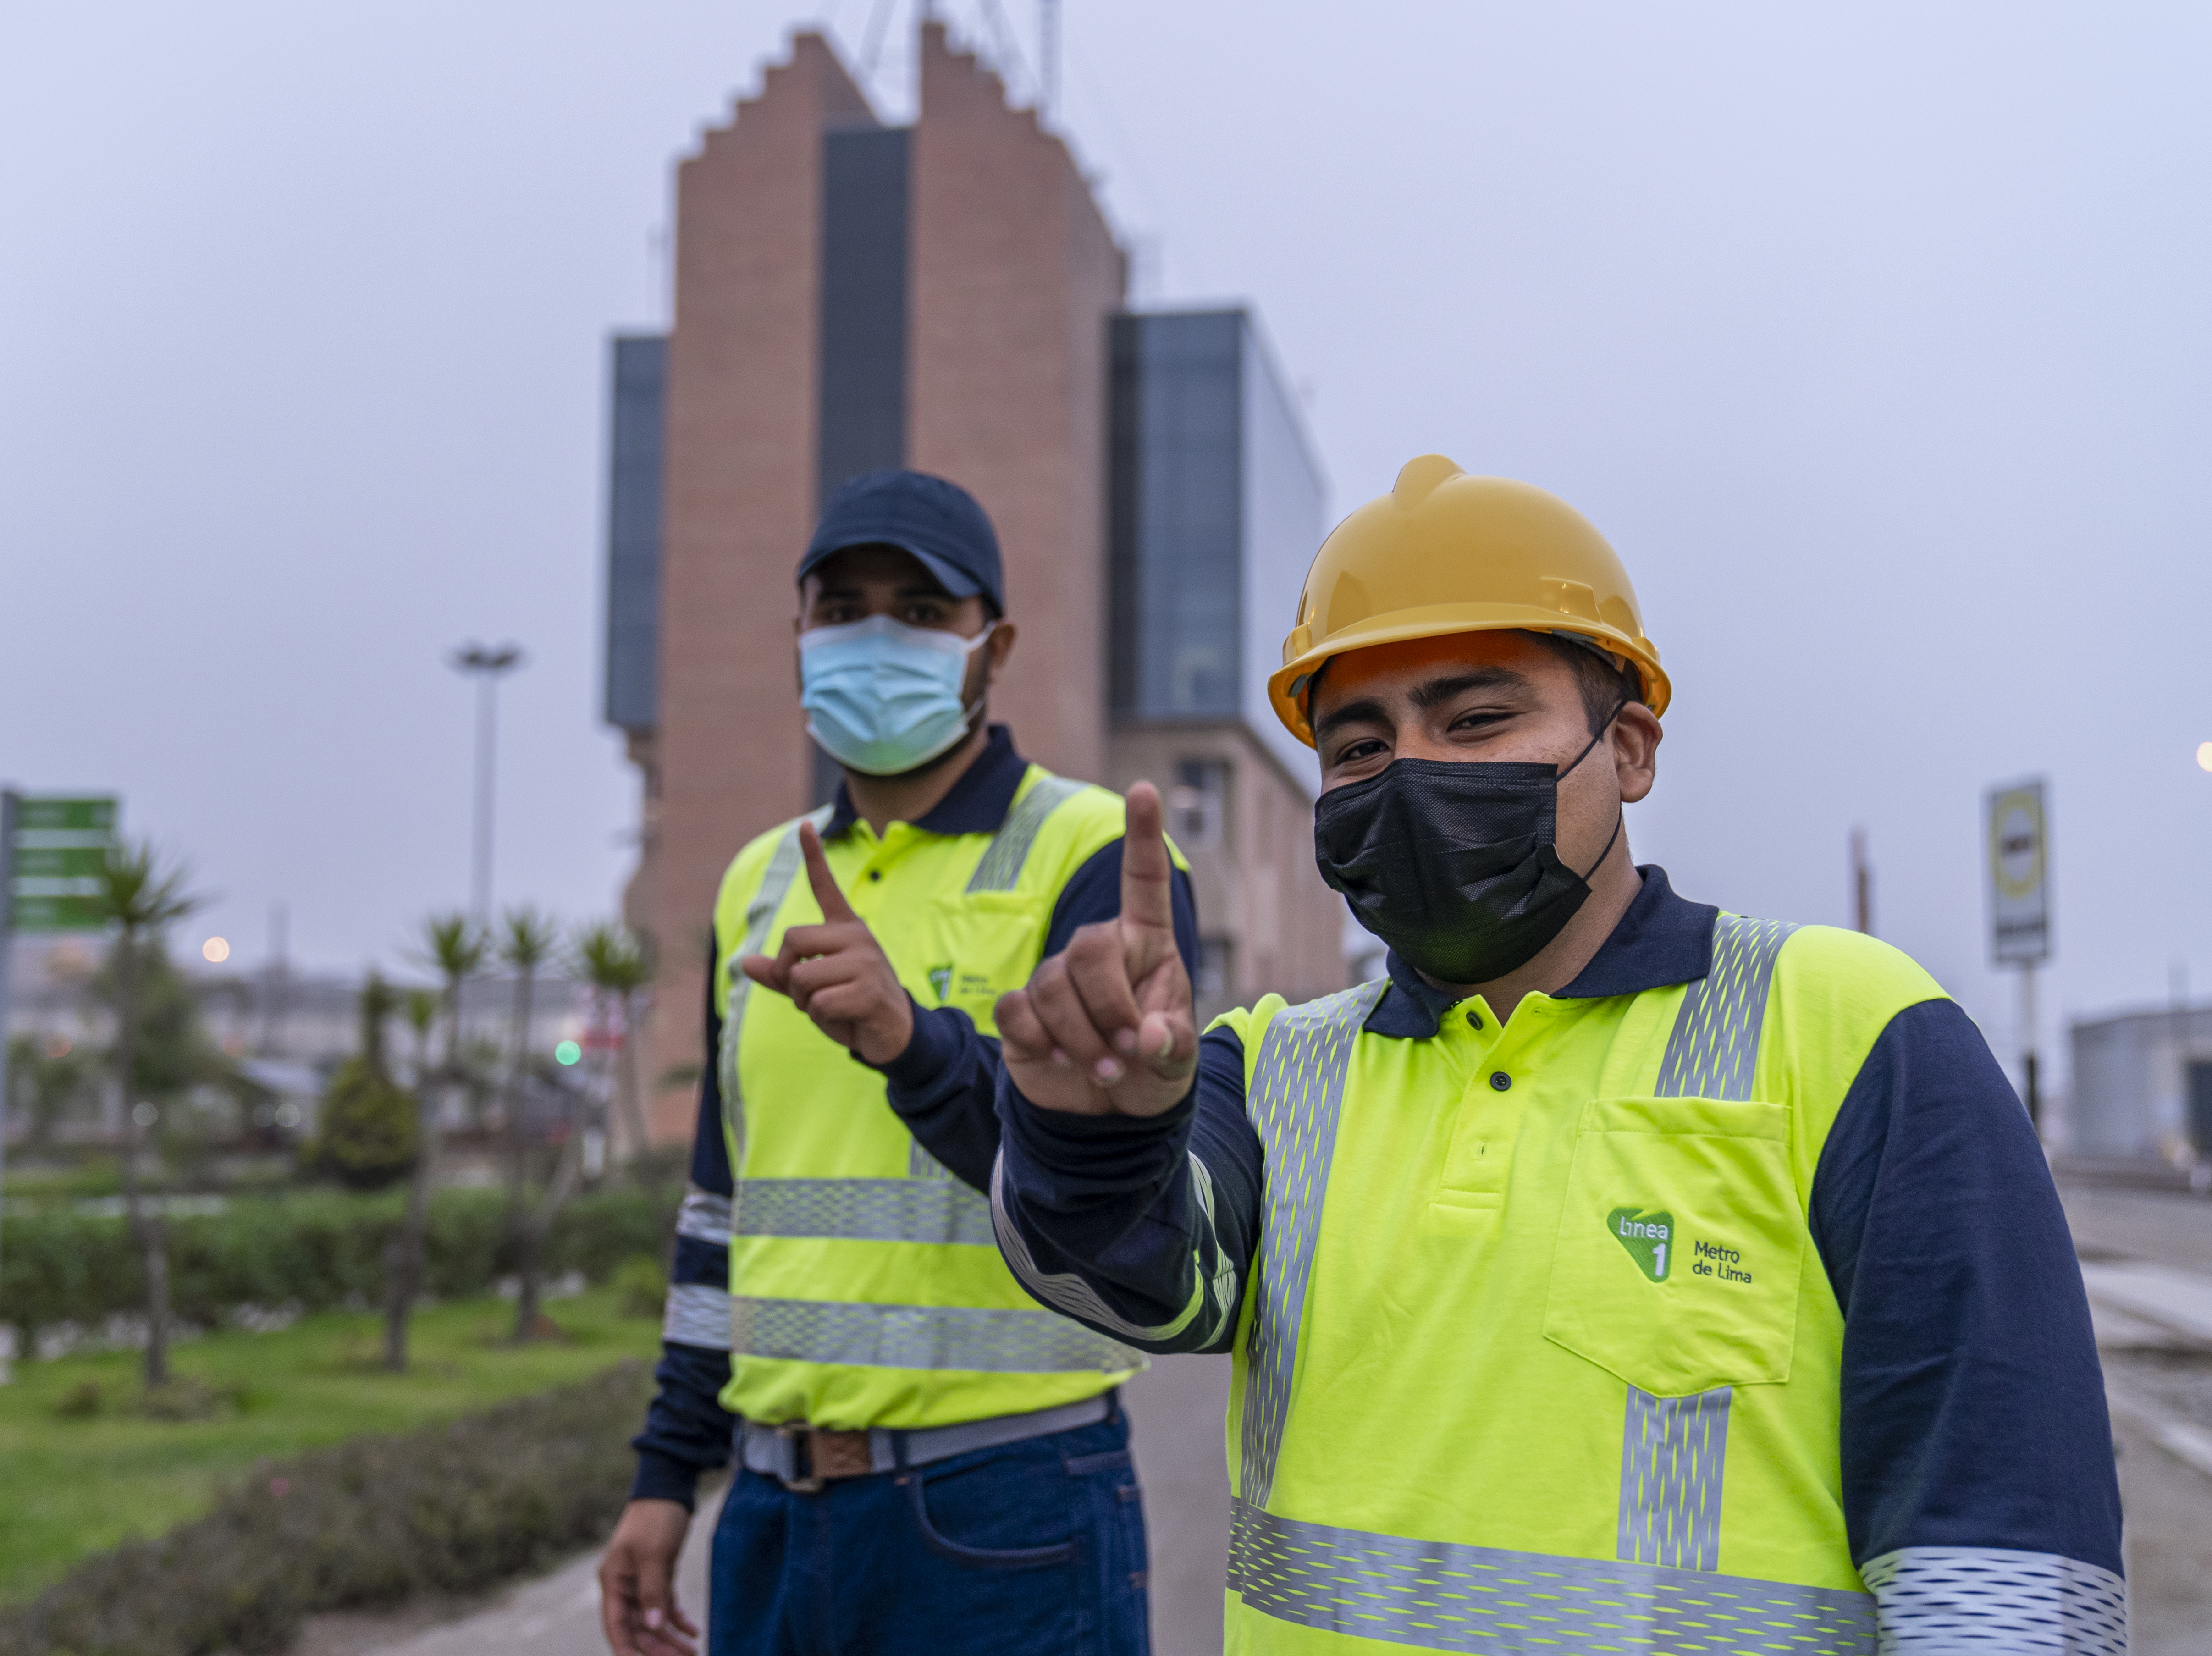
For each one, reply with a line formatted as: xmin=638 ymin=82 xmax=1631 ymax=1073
xmin=982 ymin=457 xmax=2124 ymax=1653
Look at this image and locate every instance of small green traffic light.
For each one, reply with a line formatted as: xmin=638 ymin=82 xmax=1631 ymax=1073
xmin=554 ymin=1040 xmax=582 ymax=1066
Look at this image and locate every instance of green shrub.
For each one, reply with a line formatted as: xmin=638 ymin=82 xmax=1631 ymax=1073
xmin=51 ymin=1381 xmax=103 ymax=1420
xmin=611 ymin=1253 xmax=667 ymax=1320
xmin=0 ymin=1363 xmax=651 ymax=1656
xmin=303 ymin=1060 xmax=419 ymax=1190
xmin=0 ymin=1188 xmax=678 ymax=1354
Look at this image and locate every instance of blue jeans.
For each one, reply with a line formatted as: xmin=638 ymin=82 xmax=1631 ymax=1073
xmin=707 ymin=1408 xmax=1150 ymax=1656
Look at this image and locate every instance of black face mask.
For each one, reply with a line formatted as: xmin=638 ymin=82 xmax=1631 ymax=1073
xmin=1313 ymin=716 xmax=1624 ymax=987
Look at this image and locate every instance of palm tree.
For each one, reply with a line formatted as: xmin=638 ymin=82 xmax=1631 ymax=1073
xmin=382 ymin=915 xmax=487 ymax=1372
xmin=381 ymin=983 xmax=445 ymax=1373
xmin=573 ymin=922 xmax=654 ymax=1170
xmin=498 ymin=907 xmax=563 ymax=1340
xmin=92 ymin=840 xmax=204 ymax=1390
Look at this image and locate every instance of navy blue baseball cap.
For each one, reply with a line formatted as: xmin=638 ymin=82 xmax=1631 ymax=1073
xmin=799 ymin=470 xmax=1006 ymax=613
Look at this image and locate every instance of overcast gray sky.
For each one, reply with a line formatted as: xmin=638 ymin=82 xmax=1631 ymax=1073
xmin=4 ymin=2 xmax=2208 ymax=1088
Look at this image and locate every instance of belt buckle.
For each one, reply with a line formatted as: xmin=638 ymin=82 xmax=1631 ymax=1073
xmin=776 ymin=1424 xmax=825 ymax=1494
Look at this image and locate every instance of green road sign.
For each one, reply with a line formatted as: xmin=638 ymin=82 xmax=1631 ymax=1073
xmin=7 ymin=796 xmax=118 ymax=933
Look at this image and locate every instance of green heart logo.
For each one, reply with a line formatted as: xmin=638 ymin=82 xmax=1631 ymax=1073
xmin=1607 ymin=1207 xmax=1674 ymax=1283
xmin=927 ymin=964 xmax=954 ymax=1003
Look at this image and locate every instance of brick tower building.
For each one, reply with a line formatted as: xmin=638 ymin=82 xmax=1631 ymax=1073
xmin=606 ymin=26 xmax=1348 ymax=1142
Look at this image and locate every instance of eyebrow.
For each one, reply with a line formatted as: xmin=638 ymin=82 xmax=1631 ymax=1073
xmin=1408 ymin=668 xmax=1533 ymax=709
xmin=810 ymin=581 xmax=954 ymax=602
xmin=1313 ymin=667 xmax=1535 ymax=747
xmin=1313 ymin=695 xmax=1390 ymax=745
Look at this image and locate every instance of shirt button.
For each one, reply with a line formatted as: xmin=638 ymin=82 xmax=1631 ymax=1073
xmin=1465 ymin=1009 xmax=1484 ymax=1030
xmin=1489 ymin=1071 xmax=1511 ymax=1092
xmin=868 ymin=871 xmax=882 ymax=882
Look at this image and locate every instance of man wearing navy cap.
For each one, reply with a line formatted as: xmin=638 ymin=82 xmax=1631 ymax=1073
xmin=600 ymin=470 xmax=1194 ymax=1656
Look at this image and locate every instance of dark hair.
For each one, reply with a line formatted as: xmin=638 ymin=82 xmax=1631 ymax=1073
xmin=1530 ymin=632 xmax=1643 ymax=734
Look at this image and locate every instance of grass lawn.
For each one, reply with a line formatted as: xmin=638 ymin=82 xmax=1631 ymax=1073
xmin=0 ymin=1287 xmax=662 ymax=1606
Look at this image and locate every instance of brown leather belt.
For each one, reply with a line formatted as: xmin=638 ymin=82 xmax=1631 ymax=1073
xmin=777 ymin=1424 xmax=873 ymax=1494
xmin=736 ymin=1392 xmax=1117 ymax=1494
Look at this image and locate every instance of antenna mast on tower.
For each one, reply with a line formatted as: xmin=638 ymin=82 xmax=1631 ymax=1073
xmin=1039 ymin=0 xmax=1060 ymax=118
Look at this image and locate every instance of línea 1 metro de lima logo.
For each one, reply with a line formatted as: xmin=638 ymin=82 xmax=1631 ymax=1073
xmin=1608 ymin=1207 xmax=1673 ymax=1281
xmin=1608 ymin=1207 xmax=1754 ymax=1286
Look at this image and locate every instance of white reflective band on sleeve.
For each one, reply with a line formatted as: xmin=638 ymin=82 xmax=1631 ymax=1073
xmin=663 ymin=1282 xmax=734 ymax=1351
xmin=1859 ymin=1547 xmax=2126 ymax=1655
xmin=1239 ymin=981 xmax=1390 ymax=1508
xmin=735 ymin=1176 xmax=995 ymax=1246
xmin=732 ymin=1294 xmax=1143 ymax=1374
xmin=1655 ymin=914 xmax=1797 ymax=1102
xmin=676 ymin=1187 xmax=732 ymax=1243
xmin=991 ymin=1151 xmax=1208 ymax=1344
xmin=1230 ymin=1499 xmax=1876 ymax=1654
xmin=1188 ymin=1151 xmax=1242 ymax=1345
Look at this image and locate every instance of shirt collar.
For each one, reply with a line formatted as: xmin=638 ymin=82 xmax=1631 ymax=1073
xmin=1363 ymin=866 xmax=1719 ymax=1038
xmin=822 ymin=724 xmax=1029 ymax=839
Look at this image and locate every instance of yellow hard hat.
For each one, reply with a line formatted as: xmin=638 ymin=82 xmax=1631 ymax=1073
xmin=1269 ymin=455 xmax=1670 ymax=746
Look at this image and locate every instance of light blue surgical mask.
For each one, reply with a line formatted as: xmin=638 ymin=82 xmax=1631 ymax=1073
xmin=798 ymin=614 xmax=996 ymax=777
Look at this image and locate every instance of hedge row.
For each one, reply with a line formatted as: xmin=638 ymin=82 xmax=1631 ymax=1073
xmin=0 ymin=1188 xmax=677 ymax=1347
xmin=0 ymin=1362 xmax=652 ymax=1656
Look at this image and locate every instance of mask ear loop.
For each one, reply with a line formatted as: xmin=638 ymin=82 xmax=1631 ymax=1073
xmin=1562 ymin=689 xmax=1633 ymax=881
xmin=1556 ymin=689 xmax=1633 ymax=780
xmin=956 ymin=620 xmax=999 ymax=723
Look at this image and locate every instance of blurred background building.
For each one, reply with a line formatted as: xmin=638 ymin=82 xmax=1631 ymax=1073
xmin=602 ymin=24 xmax=1348 ymax=1141
xmin=2069 ymin=1003 xmax=2212 ymax=1171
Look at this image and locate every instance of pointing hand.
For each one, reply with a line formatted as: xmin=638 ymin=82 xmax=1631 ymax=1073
xmin=994 ymin=781 xmax=1196 ymax=1117
xmin=739 ymin=822 xmax=915 ymax=1065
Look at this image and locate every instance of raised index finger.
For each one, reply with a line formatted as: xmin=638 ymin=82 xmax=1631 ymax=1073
xmin=798 ymin=821 xmax=857 ymax=923
xmin=1119 ymin=781 xmax=1175 ymax=935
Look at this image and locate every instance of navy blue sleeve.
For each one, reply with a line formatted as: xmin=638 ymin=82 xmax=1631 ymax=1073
xmin=1810 ymin=997 xmax=2122 ymax=1576
xmin=1043 ymin=839 xmax=1202 ymax=969
xmin=992 ymin=1025 xmax=1259 ymax=1354
xmin=879 ymin=840 xmax=1199 ymax=1193
xmin=629 ymin=938 xmax=735 ymax=1507
xmin=686 ymin=938 xmax=734 ymax=1197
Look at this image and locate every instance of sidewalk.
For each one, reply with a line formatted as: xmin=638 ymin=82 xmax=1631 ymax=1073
xmin=302 ymin=1487 xmax=720 ymax=1656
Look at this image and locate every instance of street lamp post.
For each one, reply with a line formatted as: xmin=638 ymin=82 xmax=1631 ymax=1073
xmin=450 ymin=643 xmax=524 ymax=928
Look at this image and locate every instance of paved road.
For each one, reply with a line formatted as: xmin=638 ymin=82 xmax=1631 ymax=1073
xmin=2060 ymin=1180 xmax=2212 ymax=1656
xmin=1123 ymin=1355 xmax=1234 ymax=1656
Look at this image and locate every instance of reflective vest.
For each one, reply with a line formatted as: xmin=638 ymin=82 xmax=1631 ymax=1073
xmin=712 ymin=765 xmax=1150 ymax=1430
xmin=1217 ymin=916 xmax=1942 ymax=1656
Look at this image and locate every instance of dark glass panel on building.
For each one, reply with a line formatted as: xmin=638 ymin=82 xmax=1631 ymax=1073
xmin=1109 ymin=312 xmax=1243 ymax=721
xmin=812 ymin=125 xmax=912 ymax=807
xmin=605 ymin=334 xmax=667 ymax=734
xmin=818 ymin=125 xmax=910 ymax=511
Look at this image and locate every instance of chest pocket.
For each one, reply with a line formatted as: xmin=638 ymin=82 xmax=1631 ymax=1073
xmin=1542 ymin=1095 xmax=1804 ymax=1395
xmin=1543 ymin=912 xmax=1804 ymax=1397
xmin=912 ymin=891 xmax=1049 ymax=1032
xmin=906 ymin=773 xmax=1087 ymax=1033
